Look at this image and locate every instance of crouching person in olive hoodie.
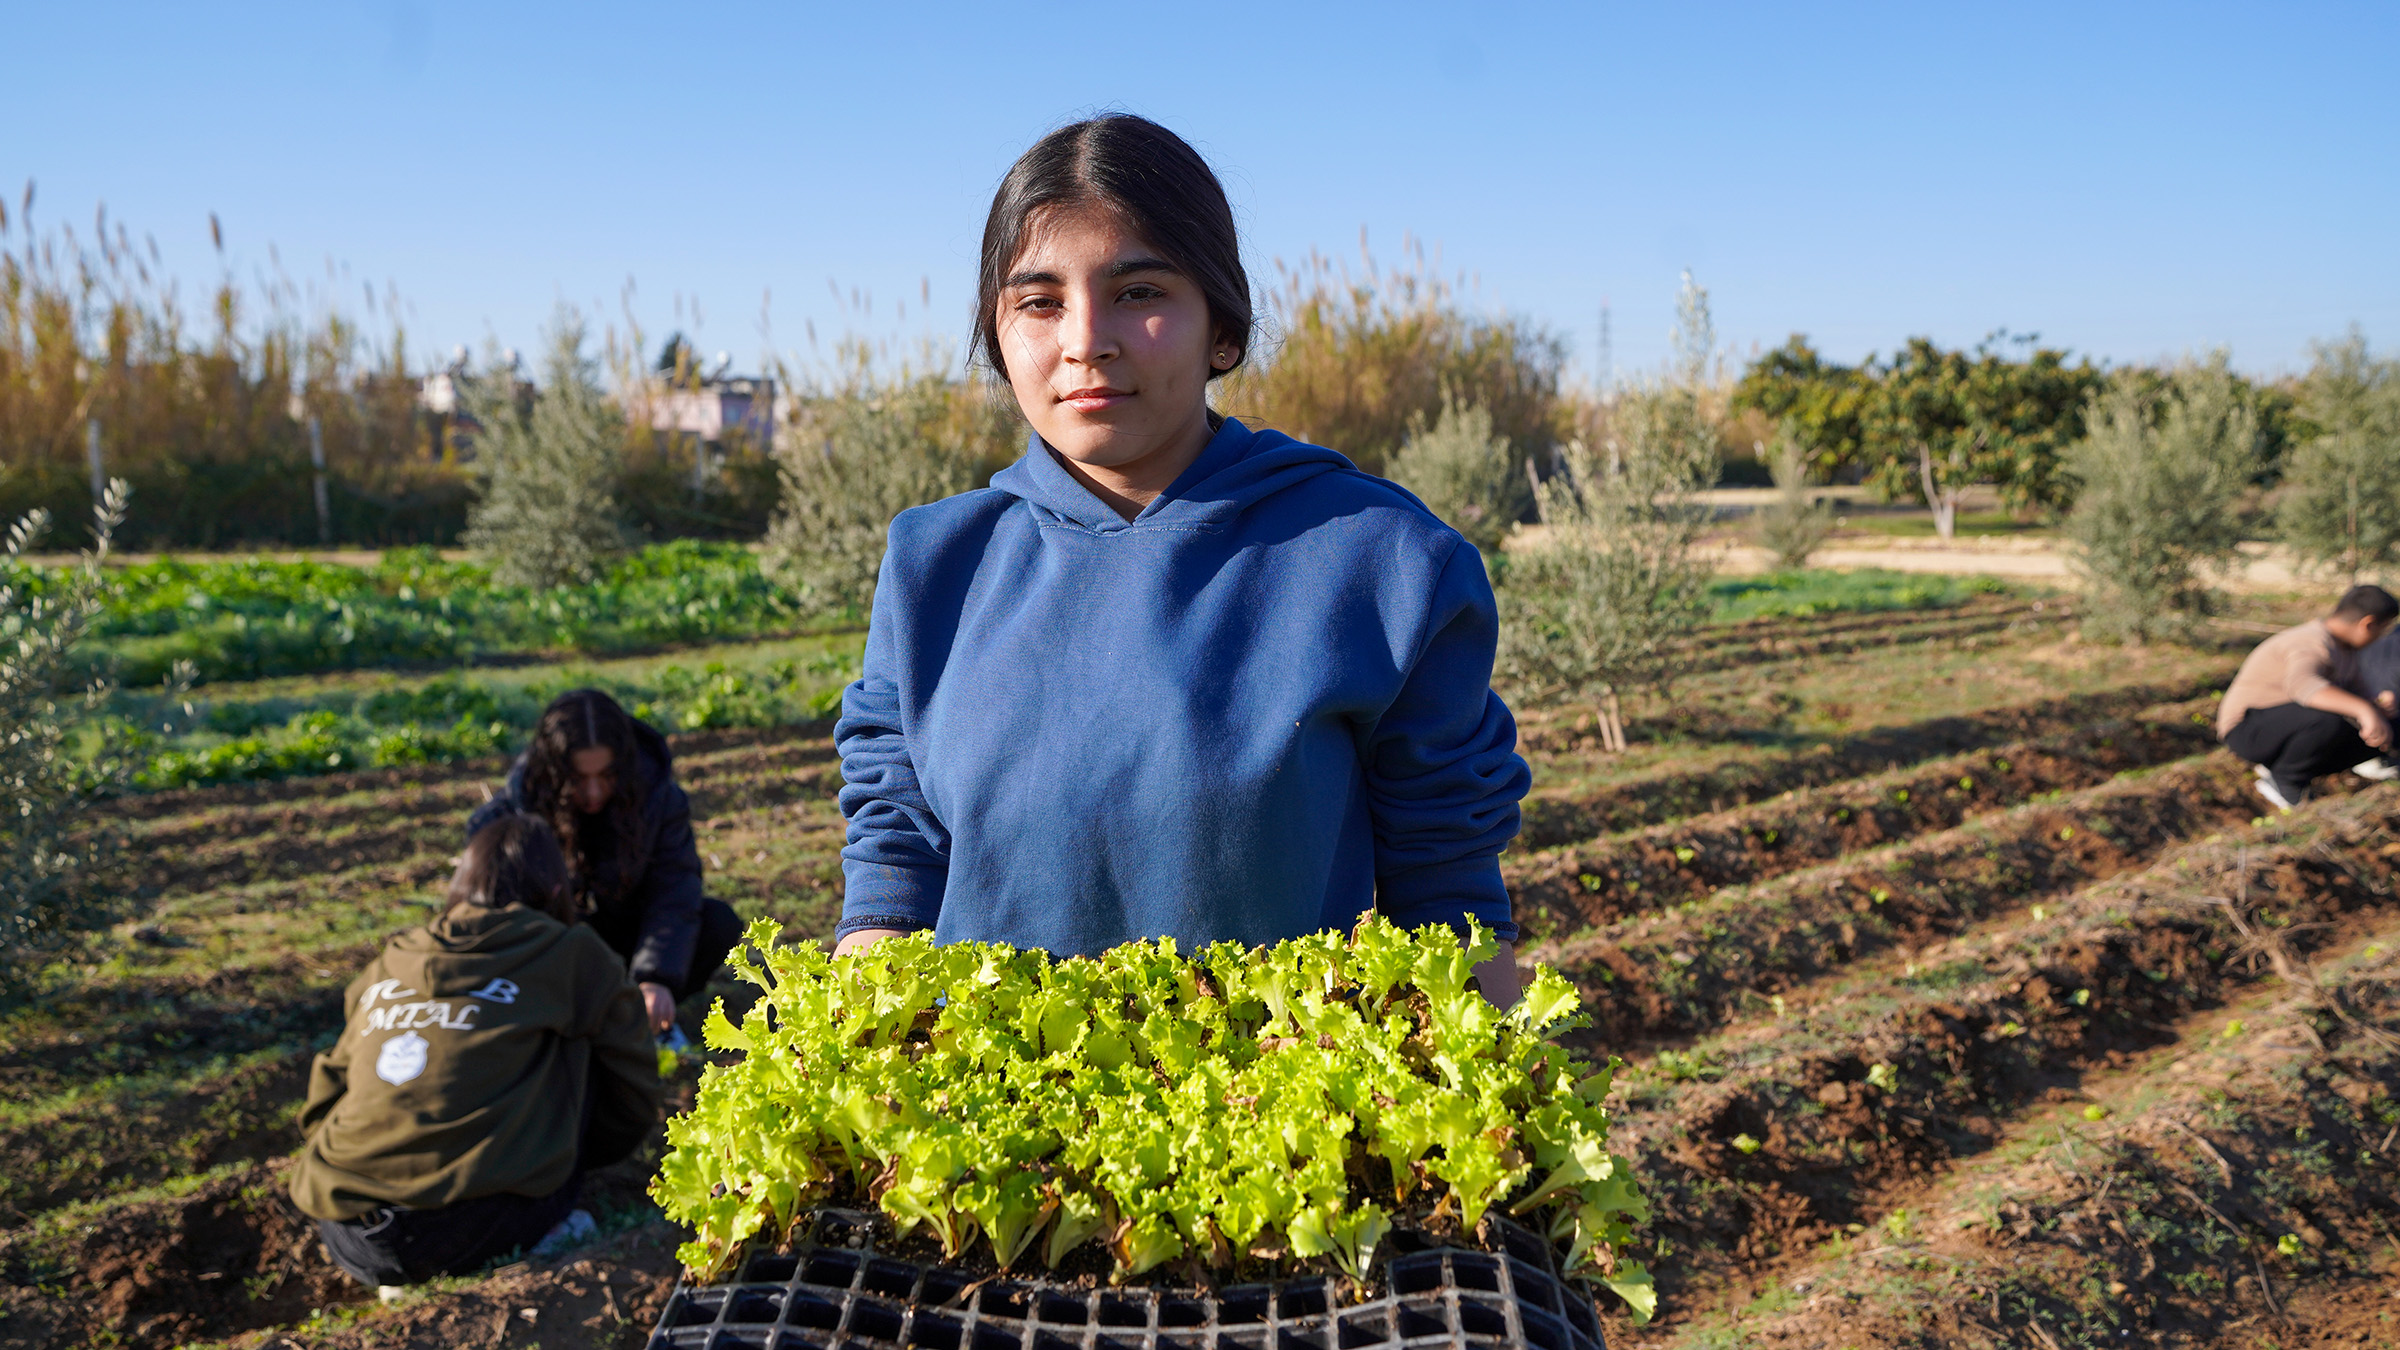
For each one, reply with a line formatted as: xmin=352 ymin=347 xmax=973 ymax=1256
xmin=288 ymin=812 xmax=664 ymax=1287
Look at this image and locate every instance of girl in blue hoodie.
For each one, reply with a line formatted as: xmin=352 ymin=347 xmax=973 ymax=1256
xmin=833 ymin=115 xmax=1531 ymax=1002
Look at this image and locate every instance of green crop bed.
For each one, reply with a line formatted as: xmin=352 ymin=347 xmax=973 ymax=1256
xmin=6 ymin=541 xmax=834 ymax=687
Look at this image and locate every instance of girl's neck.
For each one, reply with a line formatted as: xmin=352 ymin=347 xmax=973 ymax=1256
xmin=1051 ymin=407 xmax=1217 ymax=520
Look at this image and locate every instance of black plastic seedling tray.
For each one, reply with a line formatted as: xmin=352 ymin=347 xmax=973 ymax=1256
xmin=647 ymin=1210 xmax=1606 ymax=1350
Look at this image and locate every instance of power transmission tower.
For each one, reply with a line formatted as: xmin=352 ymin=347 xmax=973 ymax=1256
xmin=1597 ymin=299 xmax=1613 ymax=399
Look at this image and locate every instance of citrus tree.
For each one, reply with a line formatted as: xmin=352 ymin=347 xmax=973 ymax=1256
xmin=1858 ymin=335 xmax=2100 ymax=539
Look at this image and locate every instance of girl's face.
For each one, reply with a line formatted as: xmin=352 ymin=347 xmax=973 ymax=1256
xmin=995 ymin=203 xmax=1230 ymax=485
xmin=569 ymin=746 xmax=616 ymax=815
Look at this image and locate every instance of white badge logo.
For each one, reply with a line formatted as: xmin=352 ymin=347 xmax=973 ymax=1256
xmin=468 ymin=978 xmax=519 ymax=1004
xmin=376 ymin=1031 xmax=429 ymax=1086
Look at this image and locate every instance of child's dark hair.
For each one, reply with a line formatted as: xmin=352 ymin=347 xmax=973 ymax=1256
xmin=2333 ymin=584 xmax=2399 ymax=624
xmin=974 ymin=114 xmax=1252 ymax=383
xmin=445 ymin=812 xmax=576 ymax=925
xmin=519 ymin=688 xmax=649 ymax=909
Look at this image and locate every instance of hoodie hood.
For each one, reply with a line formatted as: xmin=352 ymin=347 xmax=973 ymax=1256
xmin=988 ymin=417 xmax=1353 ymax=533
xmin=383 ymin=903 xmax=574 ymax=983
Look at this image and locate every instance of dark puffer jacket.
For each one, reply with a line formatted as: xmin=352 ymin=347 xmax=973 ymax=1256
xmin=467 ymin=717 xmax=706 ymax=988
xmin=2364 ymin=628 xmax=2400 ymax=708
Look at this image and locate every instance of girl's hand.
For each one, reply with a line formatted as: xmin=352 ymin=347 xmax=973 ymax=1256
xmin=834 ymin=928 xmax=908 ymax=957
xmin=1474 ymin=941 xmax=1522 ymax=1010
xmin=639 ymin=981 xmax=676 ymax=1033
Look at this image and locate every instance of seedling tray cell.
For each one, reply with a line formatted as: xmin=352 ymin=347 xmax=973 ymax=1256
xmin=648 ymin=1211 xmax=1605 ymax=1350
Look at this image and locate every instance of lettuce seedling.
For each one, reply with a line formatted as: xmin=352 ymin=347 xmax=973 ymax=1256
xmin=651 ymin=915 xmax=1655 ymax=1323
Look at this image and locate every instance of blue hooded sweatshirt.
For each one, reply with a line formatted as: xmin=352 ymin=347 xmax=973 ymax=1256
xmin=833 ymin=417 xmax=1530 ymax=957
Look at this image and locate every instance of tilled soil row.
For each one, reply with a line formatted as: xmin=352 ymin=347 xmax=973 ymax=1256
xmin=119 ymin=727 xmax=837 ymax=900
xmin=1666 ymin=595 xmax=2043 ymax=653
xmin=0 ymin=1053 xmax=312 ymax=1224
xmin=1669 ymin=607 xmax=2058 ymax=680
xmin=0 ymin=1159 xmax=358 ymax=1350
xmin=0 ymin=961 xmax=340 ymax=1106
xmin=1515 ymin=671 xmax=2236 ymax=849
xmin=1698 ymin=925 xmax=2400 ymax=1349
xmin=0 ymin=1157 xmax=679 ymax=1350
xmin=1507 ymin=700 xmax=2217 ymax=935
xmin=1595 ymin=791 xmax=2400 ymax=1335
xmin=1540 ymin=752 xmax=2286 ymax=1047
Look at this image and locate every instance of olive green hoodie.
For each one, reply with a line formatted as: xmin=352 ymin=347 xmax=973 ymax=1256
xmin=289 ymin=903 xmax=664 ymax=1221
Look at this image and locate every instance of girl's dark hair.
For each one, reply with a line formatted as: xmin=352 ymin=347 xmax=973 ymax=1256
xmin=974 ymin=115 xmax=1252 ymax=383
xmin=519 ymin=688 xmax=648 ymax=912
xmin=445 ymin=812 xmax=576 ymax=925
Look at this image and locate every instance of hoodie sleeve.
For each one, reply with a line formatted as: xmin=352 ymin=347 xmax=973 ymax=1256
xmin=835 ymin=592 xmax=951 ymax=938
xmin=572 ymin=932 xmax=665 ymax=1170
xmin=296 ymin=974 xmax=365 ymax=1139
xmin=1365 ymin=540 xmax=1531 ymax=943
xmin=628 ymin=773 xmax=706 ymax=987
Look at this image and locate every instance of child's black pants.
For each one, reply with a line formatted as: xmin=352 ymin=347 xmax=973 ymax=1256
xmin=315 ymin=1176 xmax=578 ymax=1287
xmin=2223 ymin=703 xmax=2373 ymax=787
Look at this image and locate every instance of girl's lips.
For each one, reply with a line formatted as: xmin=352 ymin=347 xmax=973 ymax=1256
xmin=1060 ymin=389 xmax=1130 ymax=409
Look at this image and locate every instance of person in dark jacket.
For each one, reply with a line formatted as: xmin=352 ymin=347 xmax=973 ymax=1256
xmin=291 ymin=812 xmax=663 ymax=1288
xmin=467 ymin=688 xmax=743 ymax=1037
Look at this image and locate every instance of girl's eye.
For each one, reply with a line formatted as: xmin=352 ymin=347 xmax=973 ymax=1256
xmin=1013 ymin=295 xmax=1061 ymax=313
xmin=1120 ymin=285 xmax=1166 ymax=304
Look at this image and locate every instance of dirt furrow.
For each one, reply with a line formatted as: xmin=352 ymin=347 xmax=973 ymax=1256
xmin=1586 ymin=789 xmax=2400 ymax=1340
xmin=0 ymin=963 xmax=342 ymax=1107
xmin=1508 ymin=699 xmax=2217 ymax=937
xmin=1668 ymin=909 xmax=2400 ymax=1348
xmin=1538 ymin=751 xmax=2290 ymax=1047
xmin=1669 ymin=608 xmax=2058 ymax=679
xmin=1664 ymin=595 xmax=2042 ymax=653
xmin=0 ymin=1054 xmax=311 ymax=1225
xmin=1515 ymin=670 xmax=2237 ymax=849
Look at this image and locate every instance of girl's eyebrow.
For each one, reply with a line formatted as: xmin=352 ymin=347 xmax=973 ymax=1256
xmin=1003 ymin=257 xmax=1176 ymax=289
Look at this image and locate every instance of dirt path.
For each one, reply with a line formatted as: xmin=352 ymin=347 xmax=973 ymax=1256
xmin=1714 ymin=537 xmax=2325 ymax=595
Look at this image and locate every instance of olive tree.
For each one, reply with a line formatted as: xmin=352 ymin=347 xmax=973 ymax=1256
xmin=2063 ymin=358 xmax=2262 ymax=643
xmin=764 ymin=373 xmax=997 ymax=620
xmin=1387 ymin=393 xmax=1531 ymax=557
xmin=1 ymin=482 xmax=133 ymax=990
xmin=462 ymin=307 xmax=633 ymax=589
xmin=2278 ymin=331 xmax=2400 ymax=583
xmin=1495 ymin=388 xmax=1715 ymax=753
xmin=1752 ymin=419 xmax=1836 ymax=570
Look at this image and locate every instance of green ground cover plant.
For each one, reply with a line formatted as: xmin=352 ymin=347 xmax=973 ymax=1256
xmin=2 ymin=540 xmax=814 ymax=686
xmin=656 ymin=916 xmax=1655 ymax=1320
xmin=1704 ymin=568 xmax=2015 ymax=623
xmin=123 ymin=644 xmax=860 ymax=789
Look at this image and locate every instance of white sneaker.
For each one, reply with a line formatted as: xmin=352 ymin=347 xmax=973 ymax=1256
xmin=2353 ymin=757 xmax=2400 ymax=782
xmin=377 ymin=1284 xmax=408 ymax=1304
xmin=2256 ymin=773 xmax=2306 ymax=813
xmin=532 ymin=1208 xmax=598 ymax=1258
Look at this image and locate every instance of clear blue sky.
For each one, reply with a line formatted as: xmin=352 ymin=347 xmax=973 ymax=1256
xmin=7 ymin=2 xmax=2395 ymax=385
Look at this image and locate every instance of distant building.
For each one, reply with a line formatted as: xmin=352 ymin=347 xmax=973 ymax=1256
xmin=632 ymin=374 xmax=777 ymax=454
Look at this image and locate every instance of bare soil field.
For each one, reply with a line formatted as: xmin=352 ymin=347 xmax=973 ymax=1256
xmin=7 ymin=592 xmax=2396 ymax=1350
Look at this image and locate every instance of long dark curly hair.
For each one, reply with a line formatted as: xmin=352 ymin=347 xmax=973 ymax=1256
xmin=518 ymin=689 xmax=649 ymax=915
